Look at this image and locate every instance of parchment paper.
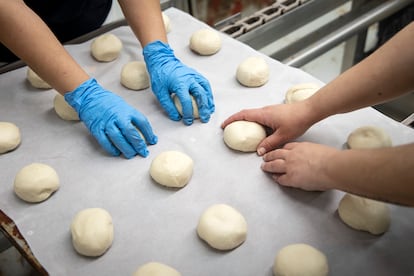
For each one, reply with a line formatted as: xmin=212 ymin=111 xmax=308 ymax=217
xmin=1 ymin=8 xmax=414 ymax=276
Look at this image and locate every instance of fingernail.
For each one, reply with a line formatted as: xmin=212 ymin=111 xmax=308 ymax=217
xmin=257 ymin=147 xmax=265 ymax=156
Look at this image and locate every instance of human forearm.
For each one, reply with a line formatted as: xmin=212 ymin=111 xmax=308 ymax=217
xmin=118 ymin=0 xmax=167 ymax=47
xmin=327 ymin=143 xmax=414 ymax=206
xmin=0 ymin=0 xmax=89 ymax=93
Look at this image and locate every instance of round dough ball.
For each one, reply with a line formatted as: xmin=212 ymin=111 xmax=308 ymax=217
xmin=90 ymin=33 xmax=123 ymax=62
xmin=14 ymin=163 xmax=59 ymax=203
xmin=236 ymin=56 xmax=269 ymax=87
xmin=71 ymin=208 xmax=114 ymax=257
xmin=273 ymin=243 xmax=329 ymax=276
xmin=53 ymin=93 xmax=79 ymax=121
xmin=162 ymin=12 xmax=172 ymax=33
xmin=0 ymin=122 xmax=21 ymax=154
xmin=150 ymin=151 xmax=194 ymax=188
xmin=27 ymin=67 xmax=51 ymax=89
xmin=121 ymin=61 xmax=150 ymax=90
xmin=338 ymin=193 xmax=390 ymax=235
xmin=347 ymin=126 xmax=392 ymax=149
xmin=197 ymin=204 xmax=247 ymax=251
xmin=285 ymin=83 xmax=321 ymax=103
xmin=223 ymin=121 xmax=266 ymax=152
xmin=189 ymin=28 xmax=222 ymax=56
xmin=134 ymin=262 xmax=181 ymax=276
xmin=172 ymin=94 xmax=199 ymax=119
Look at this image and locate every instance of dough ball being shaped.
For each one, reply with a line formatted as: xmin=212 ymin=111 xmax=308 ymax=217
xmin=285 ymin=83 xmax=321 ymax=103
xmin=150 ymin=151 xmax=194 ymax=188
xmin=236 ymin=56 xmax=269 ymax=87
xmin=190 ymin=28 xmax=222 ymax=56
xmin=53 ymin=93 xmax=79 ymax=121
xmin=273 ymin=243 xmax=329 ymax=276
xmin=27 ymin=67 xmax=51 ymax=89
xmin=134 ymin=262 xmax=181 ymax=276
xmin=197 ymin=204 xmax=247 ymax=251
xmin=347 ymin=126 xmax=392 ymax=149
xmin=121 ymin=61 xmax=150 ymax=90
xmin=223 ymin=121 xmax=266 ymax=152
xmin=71 ymin=208 xmax=114 ymax=257
xmin=338 ymin=193 xmax=390 ymax=235
xmin=0 ymin=122 xmax=21 ymax=154
xmin=162 ymin=12 xmax=172 ymax=33
xmin=14 ymin=163 xmax=59 ymax=203
xmin=91 ymin=33 xmax=123 ymax=62
xmin=172 ymin=94 xmax=199 ymax=119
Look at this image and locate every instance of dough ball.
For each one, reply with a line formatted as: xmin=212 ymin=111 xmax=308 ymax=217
xmin=347 ymin=126 xmax=392 ymax=149
xmin=172 ymin=94 xmax=199 ymax=119
xmin=71 ymin=208 xmax=114 ymax=257
xmin=223 ymin=121 xmax=266 ymax=152
xmin=189 ymin=28 xmax=222 ymax=56
xmin=162 ymin=12 xmax=172 ymax=33
xmin=13 ymin=163 xmax=59 ymax=203
xmin=133 ymin=262 xmax=181 ymax=276
xmin=90 ymin=33 xmax=123 ymax=62
xmin=273 ymin=243 xmax=329 ymax=276
xmin=27 ymin=67 xmax=51 ymax=89
xmin=338 ymin=193 xmax=390 ymax=235
xmin=197 ymin=204 xmax=247 ymax=251
xmin=285 ymin=83 xmax=321 ymax=103
xmin=53 ymin=93 xmax=79 ymax=121
xmin=121 ymin=61 xmax=150 ymax=90
xmin=0 ymin=122 xmax=21 ymax=154
xmin=236 ymin=56 xmax=269 ymax=87
xmin=150 ymin=151 xmax=194 ymax=188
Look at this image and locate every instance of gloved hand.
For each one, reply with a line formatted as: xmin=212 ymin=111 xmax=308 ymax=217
xmin=64 ymin=78 xmax=157 ymax=159
xmin=143 ymin=40 xmax=215 ymax=125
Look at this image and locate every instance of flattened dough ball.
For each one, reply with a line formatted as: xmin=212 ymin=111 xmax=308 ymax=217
xmin=134 ymin=262 xmax=181 ymax=276
xmin=273 ymin=243 xmax=329 ymax=276
xmin=197 ymin=204 xmax=247 ymax=251
xmin=285 ymin=83 xmax=321 ymax=103
xmin=150 ymin=151 xmax=194 ymax=188
xmin=338 ymin=193 xmax=390 ymax=235
xmin=27 ymin=67 xmax=51 ymax=89
xmin=173 ymin=94 xmax=199 ymax=119
xmin=71 ymin=208 xmax=114 ymax=257
xmin=91 ymin=33 xmax=123 ymax=62
xmin=121 ymin=61 xmax=150 ymax=90
xmin=190 ymin=28 xmax=222 ymax=56
xmin=347 ymin=126 xmax=392 ymax=149
xmin=223 ymin=121 xmax=266 ymax=152
xmin=0 ymin=122 xmax=21 ymax=154
xmin=53 ymin=93 xmax=79 ymax=121
xmin=14 ymin=163 xmax=59 ymax=203
xmin=236 ymin=56 xmax=269 ymax=87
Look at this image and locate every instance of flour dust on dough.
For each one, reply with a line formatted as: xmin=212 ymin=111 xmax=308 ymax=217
xmin=236 ymin=56 xmax=269 ymax=87
xmin=197 ymin=203 xmax=247 ymax=251
xmin=53 ymin=93 xmax=79 ymax=121
xmin=338 ymin=193 xmax=390 ymax=235
xmin=90 ymin=33 xmax=123 ymax=62
xmin=13 ymin=163 xmax=59 ymax=203
xmin=284 ymin=82 xmax=321 ymax=103
xmin=0 ymin=122 xmax=21 ymax=154
xmin=273 ymin=243 xmax=329 ymax=276
xmin=71 ymin=208 xmax=114 ymax=257
xmin=347 ymin=126 xmax=392 ymax=149
xmin=189 ymin=28 xmax=222 ymax=56
xmin=27 ymin=67 xmax=51 ymax=89
xmin=121 ymin=61 xmax=150 ymax=90
xmin=223 ymin=120 xmax=266 ymax=152
xmin=133 ymin=262 xmax=181 ymax=276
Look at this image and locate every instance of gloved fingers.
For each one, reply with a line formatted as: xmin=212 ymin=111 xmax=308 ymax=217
xmin=194 ymin=74 xmax=215 ymax=113
xmin=130 ymin=112 xmax=158 ymax=145
xmin=106 ymin=122 xmax=144 ymax=159
xmin=189 ymin=81 xmax=211 ymax=123
xmin=155 ymin=87 xmax=181 ymax=121
xmin=90 ymin=125 xmax=121 ymax=157
xmin=173 ymin=83 xmax=194 ymax=125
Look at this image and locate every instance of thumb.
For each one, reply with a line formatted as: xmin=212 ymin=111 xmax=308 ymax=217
xmin=256 ymin=133 xmax=286 ymax=156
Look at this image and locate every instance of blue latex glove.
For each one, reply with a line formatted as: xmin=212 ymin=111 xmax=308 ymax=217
xmin=64 ymin=78 xmax=157 ymax=159
xmin=143 ymin=40 xmax=215 ymax=125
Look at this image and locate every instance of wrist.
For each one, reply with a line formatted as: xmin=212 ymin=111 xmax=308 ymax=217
xmin=64 ymin=78 xmax=98 ymax=112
